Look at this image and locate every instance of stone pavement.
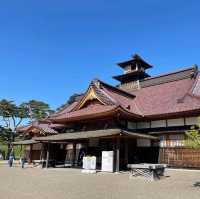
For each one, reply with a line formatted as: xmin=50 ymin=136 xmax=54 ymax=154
xmin=0 ymin=166 xmax=200 ymax=199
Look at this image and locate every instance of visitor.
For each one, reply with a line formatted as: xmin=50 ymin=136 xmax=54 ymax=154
xmin=78 ymin=148 xmax=86 ymax=166
xmin=8 ymin=154 xmax=14 ymax=167
xmin=20 ymin=154 xmax=26 ymax=169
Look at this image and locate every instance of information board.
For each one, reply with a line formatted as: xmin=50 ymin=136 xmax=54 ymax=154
xmin=82 ymin=156 xmax=96 ymax=170
xmin=101 ymin=151 xmax=114 ymax=172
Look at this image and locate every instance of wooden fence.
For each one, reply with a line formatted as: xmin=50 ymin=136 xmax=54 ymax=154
xmin=159 ymin=147 xmax=200 ymax=168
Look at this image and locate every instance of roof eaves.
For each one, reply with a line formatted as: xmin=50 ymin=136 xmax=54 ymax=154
xmin=49 ymin=105 xmax=119 ymax=123
xmin=143 ymin=108 xmax=200 ymax=120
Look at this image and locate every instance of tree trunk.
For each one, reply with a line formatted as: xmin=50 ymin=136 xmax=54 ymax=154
xmin=6 ymin=131 xmax=15 ymax=159
xmin=7 ymin=143 xmax=12 ymax=160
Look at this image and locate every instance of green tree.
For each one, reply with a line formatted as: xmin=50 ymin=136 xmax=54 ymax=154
xmin=0 ymin=99 xmax=53 ymax=157
xmin=57 ymin=93 xmax=83 ymax=111
xmin=185 ymin=117 xmax=200 ymax=149
xmin=21 ymin=100 xmax=54 ymax=121
xmin=0 ymin=99 xmax=28 ymax=157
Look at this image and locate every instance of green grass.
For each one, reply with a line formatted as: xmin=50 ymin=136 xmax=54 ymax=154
xmin=13 ymin=145 xmax=24 ymax=159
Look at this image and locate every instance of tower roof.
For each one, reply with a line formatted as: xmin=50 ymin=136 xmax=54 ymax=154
xmin=113 ymin=71 xmax=150 ymax=82
xmin=117 ymin=54 xmax=152 ymax=69
xmin=113 ymin=54 xmax=152 ymax=85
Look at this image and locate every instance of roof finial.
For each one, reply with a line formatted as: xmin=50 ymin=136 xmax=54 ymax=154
xmin=132 ymin=53 xmax=141 ymax=59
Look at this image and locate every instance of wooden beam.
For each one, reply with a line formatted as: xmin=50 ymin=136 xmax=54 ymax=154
xmin=112 ymin=138 xmax=116 ymax=172
xmin=39 ymin=143 xmax=44 ymax=163
xmin=29 ymin=144 xmax=33 ymax=164
xmin=72 ymin=143 xmax=77 ymax=167
xmin=124 ymin=138 xmax=128 ymax=167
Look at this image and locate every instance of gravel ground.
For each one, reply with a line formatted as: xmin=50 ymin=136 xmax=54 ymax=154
xmin=0 ymin=166 xmax=200 ymax=199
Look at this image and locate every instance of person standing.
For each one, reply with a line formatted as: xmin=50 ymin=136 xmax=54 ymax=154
xmin=78 ymin=148 xmax=86 ymax=166
xmin=8 ymin=154 xmax=14 ymax=167
xmin=21 ymin=154 xmax=26 ymax=169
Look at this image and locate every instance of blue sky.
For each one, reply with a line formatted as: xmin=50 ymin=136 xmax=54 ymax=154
xmin=0 ymin=0 xmax=200 ymax=110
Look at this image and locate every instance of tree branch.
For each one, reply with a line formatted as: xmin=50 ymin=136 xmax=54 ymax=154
xmin=15 ymin=117 xmax=23 ymax=129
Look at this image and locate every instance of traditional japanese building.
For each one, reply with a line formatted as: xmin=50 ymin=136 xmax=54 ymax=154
xmin=14 ymin=121 xmax=64 ymax=163
xmin=16 ymin=54 xmax=200 ymax=170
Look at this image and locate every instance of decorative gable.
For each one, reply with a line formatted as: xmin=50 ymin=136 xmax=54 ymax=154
xmin=31 ymin=127 xmax=44 ymax=136
xmin=73 ymin=86 xmax=106 ymax=111
xmin=24 ymin=126 xmax=44 ymax=137
xmin=71 ymin=79 xmax=136 ymax=112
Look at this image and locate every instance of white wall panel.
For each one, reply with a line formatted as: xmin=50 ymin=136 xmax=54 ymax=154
xmin=137 ymin=122 xmax=150 ymax=129
xmin=185 ymin=117 xmax=198 ymax=125
xmin=167 ymin=118 xmax=184 ymax=127
xmin=128 ymin=122 xmax=137 ymax=129
xmin=151 ymin=120 xmax=166 ymax=128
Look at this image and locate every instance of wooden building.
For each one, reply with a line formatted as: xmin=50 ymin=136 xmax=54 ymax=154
xmin=15 ymin=122 xmax=64 ymax=163
xmin=17 ymin=54 xmax=200 ymax=170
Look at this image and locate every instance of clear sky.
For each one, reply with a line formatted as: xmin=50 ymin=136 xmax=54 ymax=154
xmin=0 ymin=0 xmax=200 ymax=110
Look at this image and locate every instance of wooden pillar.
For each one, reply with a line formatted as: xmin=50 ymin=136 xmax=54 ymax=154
xmin=112 ymin=138 xmax=116 ymax=172
xmin=39 ymin=143 xmax=44 ymax=162
xmin=115 ymin=137 xmax=120 ymax=173
xmin=46 ymin=142 xmax=50 ymax=169
xmin=72 ymin=143 xmax=77 ymax=166
xmin=29 ymin=144 xmax=33 ymax=164
xmin=124 ymin=138 xmax=129 ymax=167
xmin=85 ymin=140 xmax=89 ymax=155
xmin=39 ymin=143 xmax=43 ymax=168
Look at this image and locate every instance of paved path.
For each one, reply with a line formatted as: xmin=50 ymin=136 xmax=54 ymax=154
xmin=0 ymin=166 xmax=200 ymax=199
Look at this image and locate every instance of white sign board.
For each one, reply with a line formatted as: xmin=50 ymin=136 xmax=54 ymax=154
xmin=101 ymin=151 xmax=114 ymax=172
xmin=82 ymin=156 xmax=96 ymax=170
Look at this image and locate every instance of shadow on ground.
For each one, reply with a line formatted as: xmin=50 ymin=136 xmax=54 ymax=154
xmin=193 ymin=182 xmax=200 ymax=187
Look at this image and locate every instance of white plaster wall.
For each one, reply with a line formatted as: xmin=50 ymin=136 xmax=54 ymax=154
xmin=185 ymin=117 xmax=198 ymax=125
xmin=128 ymin=122 xmax=137 ymax=129
xmin=137 ymin=122 xmax=150 ymax=129
xmin=167 ymin=118 xmax=184 ymax=127
xmin=151 ymin=120 xmax=166 ymax=128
